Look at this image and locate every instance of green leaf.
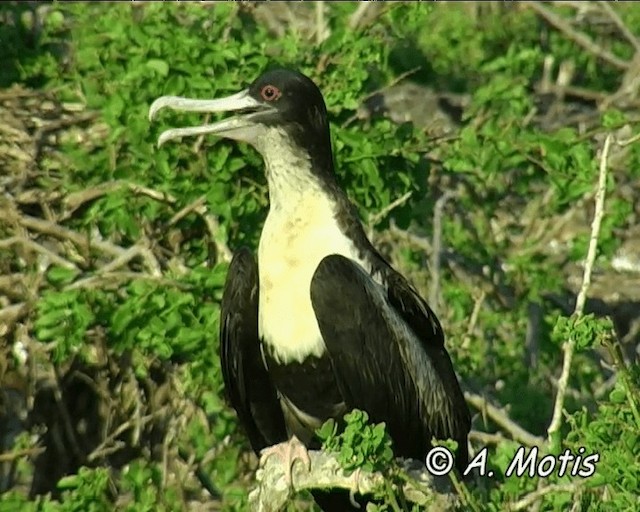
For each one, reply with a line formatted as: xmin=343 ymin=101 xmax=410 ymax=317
xmin=46 ymin=266 xmax=79 ymax=286
xmin=145 ymin=58 xmax=169 ymax=77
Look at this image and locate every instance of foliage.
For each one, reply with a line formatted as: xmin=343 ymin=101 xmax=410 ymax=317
xmin=318 ymin=410 xmax=394 ymax=474
xmin=1 ymin=2 xmax=639 ymax=511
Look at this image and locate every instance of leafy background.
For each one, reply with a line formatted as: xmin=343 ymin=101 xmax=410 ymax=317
xmin=0 ymin=2 xmax=639 ymax=511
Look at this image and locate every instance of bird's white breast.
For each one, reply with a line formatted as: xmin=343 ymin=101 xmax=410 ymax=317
xmin=257 ymin=189 xmax=363 ymax=363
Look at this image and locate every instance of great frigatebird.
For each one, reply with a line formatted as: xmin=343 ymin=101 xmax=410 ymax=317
xmin=149 ymin=68 xmax=471 ymax=509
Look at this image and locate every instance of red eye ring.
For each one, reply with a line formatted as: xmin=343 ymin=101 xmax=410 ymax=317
xmin=260 ymin=84 xmax=281 ymax=101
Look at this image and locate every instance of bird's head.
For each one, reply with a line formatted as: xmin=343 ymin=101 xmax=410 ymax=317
xmin=149 ymin=69 xmax=333 ymax=178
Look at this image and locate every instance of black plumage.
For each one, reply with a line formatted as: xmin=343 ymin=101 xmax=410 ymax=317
xmin=150 ymin=68 xmax=471 ymax=509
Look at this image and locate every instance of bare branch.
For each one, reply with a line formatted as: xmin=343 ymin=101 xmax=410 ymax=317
xmin=430 ymin=190 xmax=457 ymax=310
xmin=367 ymin=191 xmax=413 ymax=240
xmin=19 ymin=215 xmax=125 ymax=259
xmin=617 ymin=130 xmax=640 ymax=147
xmin=597 ymin=1 xmax=640 ymax=54
xmin=348 ymin=2 xmax=383 ymax=31
xmin=0 ymin=302 xmax=28 ymax=326
xmin=315 ymin=1 xmax=328 ymax=45
xmin=66 ymin=271 xmax=183 ymax=291
xmin=63 ymin=180 xmax=177 ymax=217
xmin=168 ymin=196 xmax=232 ymax=264
xmin=0 ymin=447 xmax=45 ymax=463
xmin=465 ymin=392 xmax=545 ymax=448
xmin=547 ymin=134 xmax=612 ymax=443
xmin=510 ymin=482 xmax=580 ymax=511
xmin=461 ymin=291 xmax=486 ymax=350
xmin=0 ymin=236 xmax=78 ymax=270
xmin=526 ymin=2 xmax=630 ymax=70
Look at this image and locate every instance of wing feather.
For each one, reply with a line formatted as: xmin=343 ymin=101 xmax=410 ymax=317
xmin=220 ymin=248 xmax=286 ymax=453
xmin=310 ymin=254 xmax=470 ymax=471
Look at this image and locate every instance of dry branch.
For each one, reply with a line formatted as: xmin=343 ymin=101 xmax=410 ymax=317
xmin=0 ymin=236 xmax=78 ymax=270
xmin=430 ymin=190 xmax=457 ymax=310
xmin=0 ymin=447 xmax=45 ymax=463
xmin=546 ymin=134 xmax=612 ymax=443
xmin=598 ymin=1 xmax=640 ymax=54
xmin=510 ymin=482 xmax=580 ymax=511
xmin=63 ymin=180 xmax=177 ymax=217
xmin=465 ymin=392 xmax=544 ymax=448
xmin=526 ymin=2 xmax=630 ymax=70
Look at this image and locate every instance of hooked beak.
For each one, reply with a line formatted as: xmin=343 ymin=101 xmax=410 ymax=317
xmin=149 ymin=90 xmax=275 ymax=147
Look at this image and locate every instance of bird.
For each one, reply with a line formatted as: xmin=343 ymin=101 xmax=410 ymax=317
xmin=149 ymin=68 xmax=471 ymax=509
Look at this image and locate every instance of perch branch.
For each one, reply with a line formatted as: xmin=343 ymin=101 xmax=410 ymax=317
xmin=249 ymin=449 xmax=457 ymax=512
xmin=547 ymin=134 xmax=612 ymax=443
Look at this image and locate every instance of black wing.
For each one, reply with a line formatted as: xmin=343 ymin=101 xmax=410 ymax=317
xmin=220 ymin=247 xmax=287 ymax=453
xmin=309 ymin=254 xmax=470 ymax=471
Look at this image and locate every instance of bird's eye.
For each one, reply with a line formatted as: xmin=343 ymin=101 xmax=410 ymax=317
xmin=261 ymin=85 xmax=281 ymax=102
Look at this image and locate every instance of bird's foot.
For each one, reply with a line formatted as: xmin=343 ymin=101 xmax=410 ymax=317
xmin=348 ymin=467 xmax=363 ymax=507
xmin=259 ymin=436 xmax=311 ymax=489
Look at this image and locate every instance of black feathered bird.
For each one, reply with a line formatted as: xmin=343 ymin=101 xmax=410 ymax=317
xmin=149 ymin=68 xmax=471 ymax=508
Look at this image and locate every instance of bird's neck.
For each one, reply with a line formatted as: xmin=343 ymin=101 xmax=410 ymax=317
xmin=258 ymin=128 xmax=338 ymax=213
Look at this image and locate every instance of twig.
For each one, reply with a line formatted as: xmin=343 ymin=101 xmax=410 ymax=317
xmin=461 ymin=290 xmax=485 ymax=350
xmin=368 ymin=191 xmax=413 ymax=230
xmin=100 ymin=245 xmax=155 ymax=275
xmin=63 ymin=180 xmax=177 ymax=217
xmin=343 ymin=67 xmax=422 ymax=127
xmin=547 ymin=134 xmax=612 ymax=444
xmin=167 ymin=196 xmax=207 ymax=227
xmin=134 ymin=241 xmax=162 ymax=276
xmin=593 ymin=373 xmax=617 ymax=399
xmin=177 ymin=447 xmax=221 ymax=499
xmin=0 ymin=303 xmax=28 ymax=325
xmin=510 ymin=482 xmax=579 ymax=511
xmin=87 ymin=409 xmax=163 ymax=462
xmin=617 ymin=130 xmax=640 ymax=147
xmin=0 ymin=236 xmax=78 ymax=270
xmin=598 ymin=1 xmax=640 ymax=54
xmin=430 ymin=190 xmax=456 ymax=310
xmin=389 ymin=222 xmax=432 ymax=253
xmin=465 ymin=392 xmax=545 ymax=448
xmin=249 ymin=449 xmax=456 ymax=512
xmin=602 ymin=335 xmax=640 ymax=427
xmin=66 ymin=271 xmax=184 ymax=291
xmin=468 ymin=430 xmax=504 ymax=445
xmin=315 ymin=1 xmax=327 ymax=45
xmin=525 ymin=301 xmax=543 ymax=369
xmin=0 ymin=447 xmax=45 ymax=463
xmin=167 ymin=195 xmax=232 ymax=263
xmin=19 ymin=215 xmax=125 ymax=258
xmin=52 ymin=365 xmax=84 ymax=462
xmin=348 ymin=2 xmax=374 ymax=30
xmin=526 ymin=2 xmax=630 ymax=70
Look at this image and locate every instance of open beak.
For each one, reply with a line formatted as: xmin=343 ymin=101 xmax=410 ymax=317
xmin=149 ymin=90 xmax=275 ymax=147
